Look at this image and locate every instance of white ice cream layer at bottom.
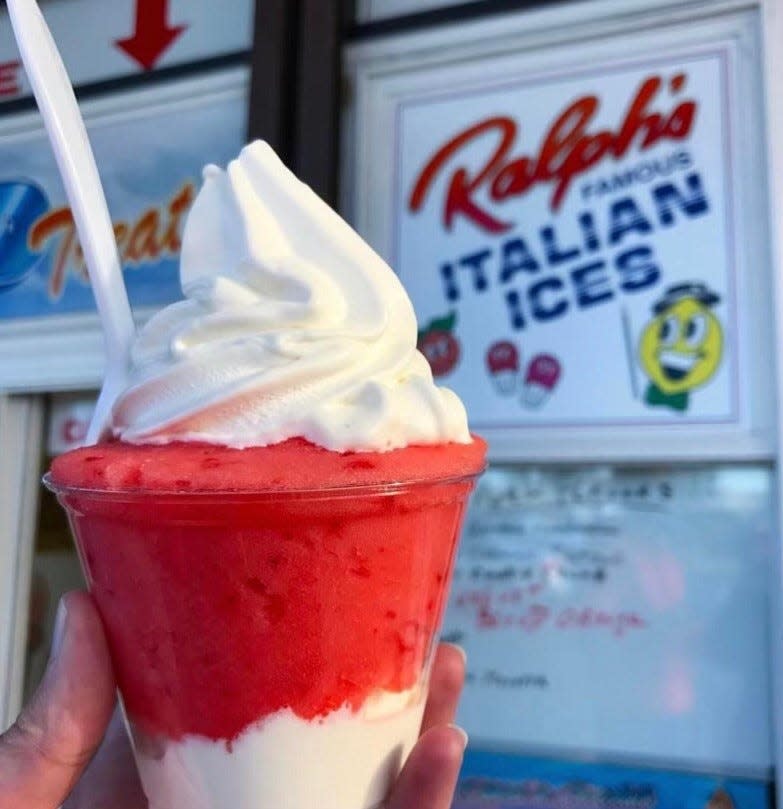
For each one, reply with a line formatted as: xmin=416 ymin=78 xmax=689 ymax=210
xmin=132 ymin=688 xmax=426 ymax=809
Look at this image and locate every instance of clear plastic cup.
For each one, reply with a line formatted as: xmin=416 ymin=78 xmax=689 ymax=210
xmin=46 ymin=472 xmax=480 ymax=809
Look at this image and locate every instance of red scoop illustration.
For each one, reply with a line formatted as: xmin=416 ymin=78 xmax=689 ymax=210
xmin=485 ymin=340 xmax=520 ymax=395
xmin=523 ymin=354 xmax=561 ymax=408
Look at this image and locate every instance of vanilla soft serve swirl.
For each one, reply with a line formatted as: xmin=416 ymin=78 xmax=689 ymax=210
xmin=110 ymin=141 xmax=470 ymax=451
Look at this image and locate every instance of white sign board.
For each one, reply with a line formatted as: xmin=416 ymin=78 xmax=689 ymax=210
xmin=344 ymin=3 xmax=774 ymax=460
xmin=443 ymin=465 xmax=774 ymax=775
xmin=400 ymin=52 xmax=734 ymax=425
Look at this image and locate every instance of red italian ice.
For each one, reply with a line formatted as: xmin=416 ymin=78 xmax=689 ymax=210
xmin=49 ymin=437 xmax=486 ymax=744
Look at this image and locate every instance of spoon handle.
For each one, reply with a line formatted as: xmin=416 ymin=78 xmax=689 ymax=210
xmin=8 ymin=0 xmax=135 ymax=440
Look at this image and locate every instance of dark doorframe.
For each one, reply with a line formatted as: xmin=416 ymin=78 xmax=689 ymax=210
xmin=248 ymin=0 xmax=349 ymax=207
xmin=247 ymin=0 xmax=298 ymax=164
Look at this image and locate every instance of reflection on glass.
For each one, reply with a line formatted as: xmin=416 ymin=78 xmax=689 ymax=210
xmin=446 ymin=464 xmax=774 ymax=806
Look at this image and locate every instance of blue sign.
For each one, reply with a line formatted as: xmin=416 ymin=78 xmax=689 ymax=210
xmin=0 ymin=81 xmax=247 ymax=321
xmin=457 ymin=750 xmax=771 ymax=809
xmin=0 ymin=181 xmax=49 ymax=290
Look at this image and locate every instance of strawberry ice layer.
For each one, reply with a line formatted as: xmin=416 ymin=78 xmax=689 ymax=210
xmin=50 ymin=436 xmax=485 ymax=492
xmin=51 ymin=438 xmax=485 ymax=743
xmin=131 ymin=688 xmax=425 ymax=809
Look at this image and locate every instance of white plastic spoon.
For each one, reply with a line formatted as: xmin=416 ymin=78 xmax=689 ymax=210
xmin=7 ymin=0 xmax=135 ymax=444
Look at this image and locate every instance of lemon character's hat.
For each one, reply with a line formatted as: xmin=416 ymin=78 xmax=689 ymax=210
xmin=652 ymin=283 xmax=720 ymax=315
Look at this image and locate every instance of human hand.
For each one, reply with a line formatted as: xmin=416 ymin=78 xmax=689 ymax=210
xmin=0 ymin=591 xmax=468 ymax=809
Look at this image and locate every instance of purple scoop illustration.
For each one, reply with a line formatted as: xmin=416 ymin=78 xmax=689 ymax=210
xmin=0 ymin=180 xmax=49 ymax=290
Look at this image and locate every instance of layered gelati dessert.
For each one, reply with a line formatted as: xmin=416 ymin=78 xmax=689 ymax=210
xmin=49 ymin=142 xmax=485 ymax=809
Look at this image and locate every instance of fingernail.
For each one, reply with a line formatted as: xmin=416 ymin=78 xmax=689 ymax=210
xmin=50 ymin=598 xmax=68 ymax=662
xmin=449 ymin=724 xmax=469 ymax=751
xmin=443 ymin=642 xmax=467 ymax=667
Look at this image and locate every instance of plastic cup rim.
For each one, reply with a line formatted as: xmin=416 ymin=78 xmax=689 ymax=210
xmin=42 ymin=466 xmax=486 ymax=503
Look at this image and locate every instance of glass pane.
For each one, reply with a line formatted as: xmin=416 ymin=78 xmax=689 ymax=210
xmin=23 ymin=393 xmax=93 ymax=702
xmin=448 ymin=464 xmax=774 ymax=807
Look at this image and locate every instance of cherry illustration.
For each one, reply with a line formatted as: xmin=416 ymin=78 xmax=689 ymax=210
xmin=418 ymin=329 xmax=460 ymax=377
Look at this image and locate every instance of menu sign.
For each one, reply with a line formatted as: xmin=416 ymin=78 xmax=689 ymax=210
xmin=396 ymin=50 xmax=741 ymax=431
xmin=442 ymin=465 xmax=773 ymax=773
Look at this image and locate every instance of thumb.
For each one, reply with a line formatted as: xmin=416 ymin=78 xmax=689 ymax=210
xmin=0 ymin=591 xmax=116 ymax=809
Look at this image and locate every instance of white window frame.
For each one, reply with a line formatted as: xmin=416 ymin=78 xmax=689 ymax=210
xmin=762 ymin=0 xmax=783 ymax=803
xmin=0 ymin=393 xmax=43 ymax=730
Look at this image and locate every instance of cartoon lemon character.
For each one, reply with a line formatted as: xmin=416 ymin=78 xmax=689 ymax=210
xmin=639 ymin=283 xmax=723 ymax=412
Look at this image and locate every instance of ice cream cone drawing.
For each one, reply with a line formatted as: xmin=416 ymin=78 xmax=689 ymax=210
xmin=486 ymin=340 xmax=520 ymax=395
xmin=522 ymin=354 xmax=561 ymax=408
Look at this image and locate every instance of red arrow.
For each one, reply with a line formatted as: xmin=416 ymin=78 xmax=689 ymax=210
xmin=115 ymin=0 xmax=188 ymax=71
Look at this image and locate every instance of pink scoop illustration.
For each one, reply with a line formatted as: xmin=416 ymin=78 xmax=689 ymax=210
xmin=486 ymin=340 xmax=520 ymax=395
xmin=523 ymin=354 xmax=562 ymax=408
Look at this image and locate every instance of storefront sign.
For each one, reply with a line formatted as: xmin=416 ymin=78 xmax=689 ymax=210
xmin=0 ymin=68 xmax=247 ymax=390
xmin=397 ymin=51 xmax=738 ymax=430
xmin=345 ymin=5 xmax=775 ymax=457
xmin=0 ymin=75 xmax=245 ymax=319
